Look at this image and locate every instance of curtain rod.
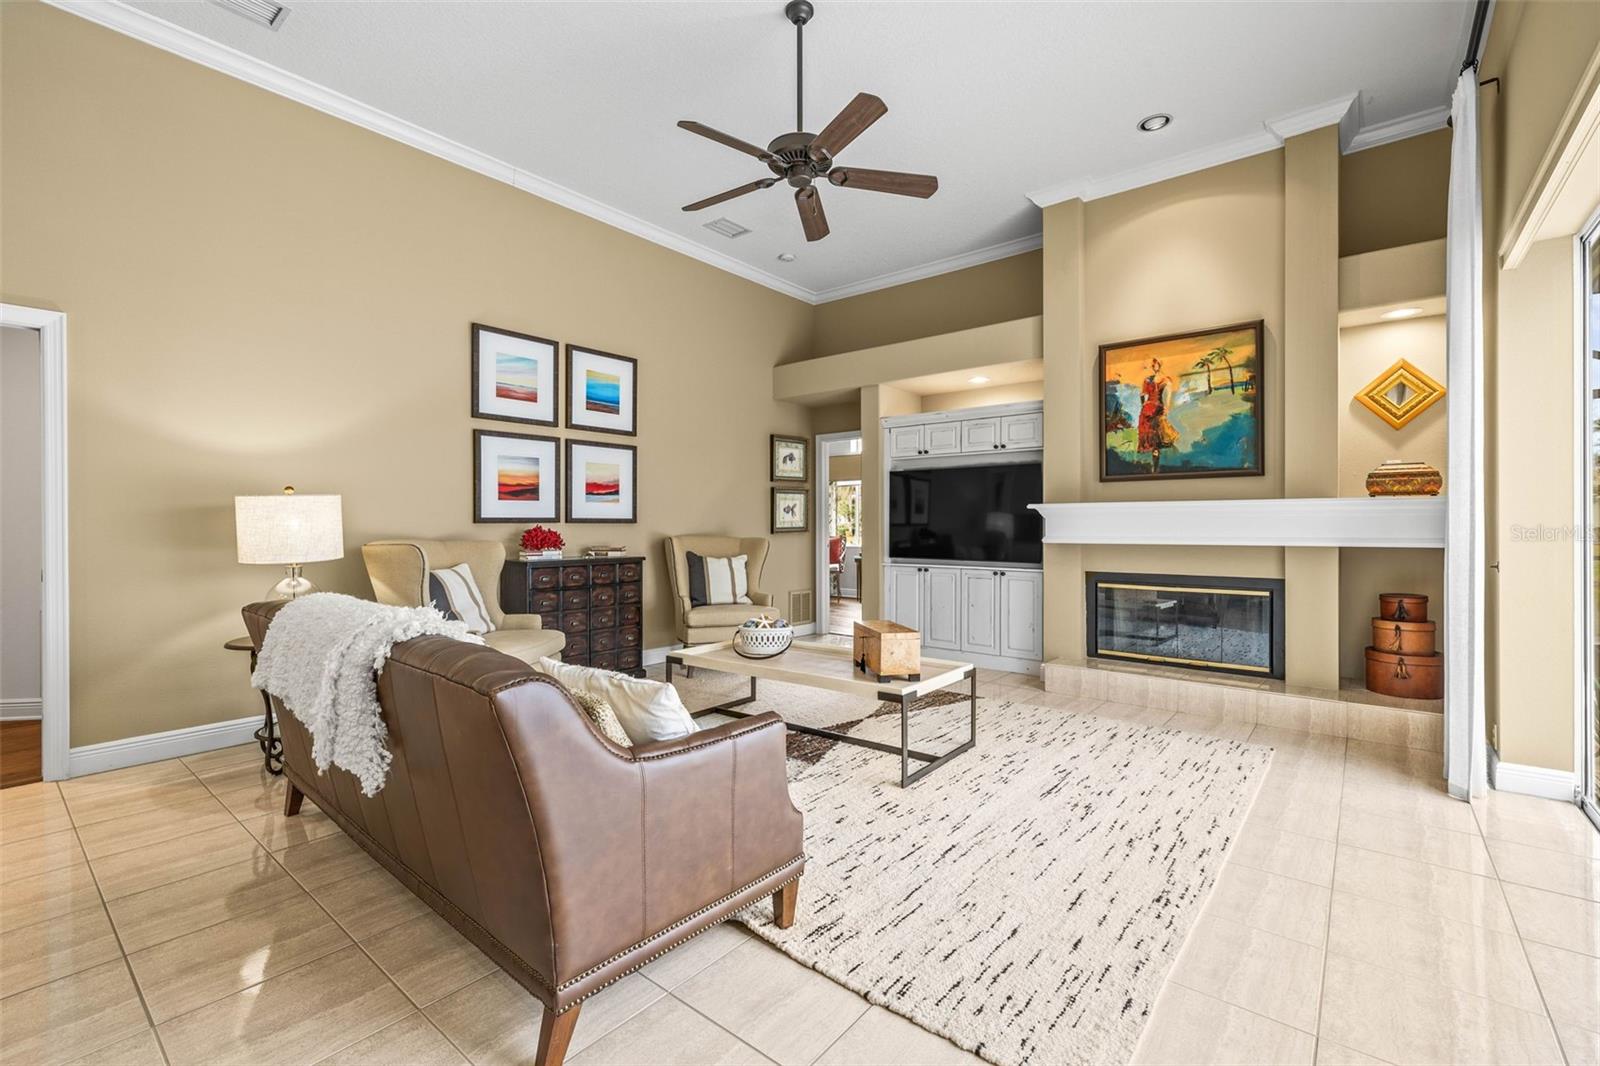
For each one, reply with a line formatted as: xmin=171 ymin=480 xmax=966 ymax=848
xmin=1461 ymin=0 xmax=1493 ymax=73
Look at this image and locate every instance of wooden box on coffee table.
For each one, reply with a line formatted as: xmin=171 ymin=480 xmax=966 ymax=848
xmin=852 ymin=619 xmax=922 ymax=683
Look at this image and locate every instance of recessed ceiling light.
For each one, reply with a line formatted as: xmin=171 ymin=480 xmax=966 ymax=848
xmin=968 ymin=375 xmax=991 ymax=385
xmin=1137 ymin=114 xmax=1172 ymax=133
xmin=776 ymin=252 xmax=796 ymax=262
xmin=1381 ymin=307 xmax=1423 ymax=320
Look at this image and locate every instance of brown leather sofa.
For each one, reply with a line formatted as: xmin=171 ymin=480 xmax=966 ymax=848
xmin=243 ymin=600 xmax=804 ymax=1066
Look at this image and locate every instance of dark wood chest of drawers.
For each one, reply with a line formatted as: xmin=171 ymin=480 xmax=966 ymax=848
xmin=500 ymin=556 xmax=646 ymax=677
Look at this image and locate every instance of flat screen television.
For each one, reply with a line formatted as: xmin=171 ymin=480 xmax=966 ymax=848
xmin=889 ymin=462 xmax=1043 ymax=565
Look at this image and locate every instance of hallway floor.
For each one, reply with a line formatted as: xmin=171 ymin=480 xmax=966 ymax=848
xmin=1 ymin=680 xmax=1596 ymax=1065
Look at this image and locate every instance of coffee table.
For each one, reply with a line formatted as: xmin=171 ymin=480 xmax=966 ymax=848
xmin=665 ymin=640 xmax=976 ymax=787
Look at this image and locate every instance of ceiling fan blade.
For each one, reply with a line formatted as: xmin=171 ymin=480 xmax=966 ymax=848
xmin=827 ymin=167 xmax=939 ymax=198
xmin=677 ymin=120 xmax=774 ymax=162
xmin=795 ymin=186 xmax=829 ymax=242
xmin=809 ymin=92 xmax=887 ymax=160
xmin=681 ymin=178 xmax=778 ymax=212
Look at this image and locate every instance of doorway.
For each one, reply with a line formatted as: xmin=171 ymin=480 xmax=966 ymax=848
xmin=0 ymin=305 xmax=68 ymax=783
xmin=816 ymin=431 xmax=863 ymax=638
xmin=2 ymin=326 xmax=43 ymax=787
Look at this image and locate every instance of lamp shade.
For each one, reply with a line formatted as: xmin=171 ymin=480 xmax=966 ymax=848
xmin=235 ymin=492 xmax=344 ymax=565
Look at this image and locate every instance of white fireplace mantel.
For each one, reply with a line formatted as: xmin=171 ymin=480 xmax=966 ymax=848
xmin=1029 ymin=497 xmax=1446 ymax=549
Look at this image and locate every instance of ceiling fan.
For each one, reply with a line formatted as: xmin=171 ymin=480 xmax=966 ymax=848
xmin=677 ymin=0 xmax=938 ymax=242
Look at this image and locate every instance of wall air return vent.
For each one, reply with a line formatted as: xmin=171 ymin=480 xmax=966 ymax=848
xmin=703 ymin=218 xmax=752 ymax=239
xmin=210 ymin=0 xmax=290 ymax=30
xmin=789 ymin=589 xmax=814 ymax=626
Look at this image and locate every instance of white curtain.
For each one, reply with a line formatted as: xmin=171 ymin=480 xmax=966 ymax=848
xmin=1445 ymin=67 xmax=1488 ymax=799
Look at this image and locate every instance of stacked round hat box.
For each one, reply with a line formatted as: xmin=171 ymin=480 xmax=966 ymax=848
xmin=1364 ymin=592 xmax=1443 ymax=699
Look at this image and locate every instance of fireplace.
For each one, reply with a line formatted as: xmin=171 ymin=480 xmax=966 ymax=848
xmin=1086 ymin=572 xmax=1286 ymax=679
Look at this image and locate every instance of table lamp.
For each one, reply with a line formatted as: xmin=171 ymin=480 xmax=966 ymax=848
xmin=234 ymin=486 xmax=344 ymax=600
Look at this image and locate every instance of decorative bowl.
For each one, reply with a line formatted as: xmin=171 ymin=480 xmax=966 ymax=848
xmin=733 ymin=623 xmax=795 ymax=659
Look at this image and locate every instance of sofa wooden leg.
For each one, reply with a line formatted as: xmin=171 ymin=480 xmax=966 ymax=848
xmin=282 ymin=781 xmax=304 ymax=817
xmin=535 ymin=1003 xmax=580 ymax=1066
xmin=773 ymin=879 xmax=798 ymax=929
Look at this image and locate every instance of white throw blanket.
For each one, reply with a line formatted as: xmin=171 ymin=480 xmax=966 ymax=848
xmin=252 ymin=593 xmax=483 ymax=796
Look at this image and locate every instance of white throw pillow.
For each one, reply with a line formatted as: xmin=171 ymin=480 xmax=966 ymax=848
xmin=428 ymin=563 xmax=496 ymax=635
xmin=535 ymin=658 xmax=696 ymax=744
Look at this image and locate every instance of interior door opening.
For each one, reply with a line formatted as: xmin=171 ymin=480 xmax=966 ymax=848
xmin=817 ymin=432 xmax=864 ymax=638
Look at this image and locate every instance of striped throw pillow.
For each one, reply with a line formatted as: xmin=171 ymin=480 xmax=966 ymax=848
xmin=428 ymin=563 xmax=496 ymax=634
xmin=686 ymin=552 xmax=751 ymax=607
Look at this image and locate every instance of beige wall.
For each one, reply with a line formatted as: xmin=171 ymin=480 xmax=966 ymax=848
xmin=810 ymin=251 xmax=1042 ymax=358
xmin=917 ymin=381 xmax=1044 ymax=413
xmin=1 ymin=6 xmax=816 ymax=746
xmin=2 ymin=326 xmax=43 ymax=705
xmin=1479 ymin=1 xmax=1600 ymax=772
xmin=857 ymin=384 xmax=919 ymax=620
xmin=1338 ymin=548 xmax=1446 ymax=680
xmin=1339 ymin=129 xmax=1451 ymax=257
xmin=1337 ymin=316 xmax=1448 ymax=497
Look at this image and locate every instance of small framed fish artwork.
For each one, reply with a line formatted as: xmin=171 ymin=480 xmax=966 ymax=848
xmin=771 ymin=434 xmax=808 ymax=482
xmin=566 ymin=345 xmax=637 ymax=436
xmin=771 ymin=487 xmax=809 ymax=534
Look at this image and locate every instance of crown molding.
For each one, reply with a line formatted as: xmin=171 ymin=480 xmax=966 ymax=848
xmin=1264 ymin=92 xmax=1360 ymax=148
xmin=45 ymin=0 xmax=821 ymax=303
xmin=1345 ymin=104 xmax=1451 ymax=153
xmin=810 ymin=233 xmax=1044 ymax=303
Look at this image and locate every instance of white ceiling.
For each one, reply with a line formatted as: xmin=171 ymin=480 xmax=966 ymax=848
xmin=88 ymin=0 xmax=1474 ymax=302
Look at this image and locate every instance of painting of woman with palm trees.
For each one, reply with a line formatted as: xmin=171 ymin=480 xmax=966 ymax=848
xmin=1099 ymin=320 xmax=1264 ymax=481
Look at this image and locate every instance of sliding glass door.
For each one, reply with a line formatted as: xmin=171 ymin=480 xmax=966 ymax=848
xmin=1583 ymin=212 xmax=1600 ymax=829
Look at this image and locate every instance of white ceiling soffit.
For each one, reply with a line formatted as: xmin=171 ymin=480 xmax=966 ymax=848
xmin=48 ymin=1 xmax=1472 ymax=305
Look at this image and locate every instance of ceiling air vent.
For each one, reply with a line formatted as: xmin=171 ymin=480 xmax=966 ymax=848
xmin=703 ymin=217 xmax=751 ymax=239
xmin=210 ymin=0 xmax=290 ymax=30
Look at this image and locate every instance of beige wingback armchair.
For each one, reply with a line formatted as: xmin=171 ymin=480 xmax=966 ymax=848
xmin=664 ymin=535 xmax=779 ymax=647
xmin=363 ymin=539 xmax=566 ymax=665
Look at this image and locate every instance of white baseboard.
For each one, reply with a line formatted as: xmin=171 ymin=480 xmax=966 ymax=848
xmin=0 ymin=698 xmax=43 ymax=720
xmin=67 ymin=716 xmax=260 ymax=778
xmin=1489 ymin=748 xmax=1578 ymax=802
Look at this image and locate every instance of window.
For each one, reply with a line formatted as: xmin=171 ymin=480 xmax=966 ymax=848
xmin=830 ymin=480 xmax=861 ymax=547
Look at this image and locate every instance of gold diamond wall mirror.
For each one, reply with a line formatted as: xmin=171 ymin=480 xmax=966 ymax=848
xmin=1355 ymin=358 xmax=1445 ymax=429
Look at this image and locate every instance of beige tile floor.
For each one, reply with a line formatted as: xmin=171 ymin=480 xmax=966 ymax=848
xmin=2 ymin=674 xmax=1596 ymax=1065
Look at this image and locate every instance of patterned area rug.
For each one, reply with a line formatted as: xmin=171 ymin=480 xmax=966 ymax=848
xmin=734 ymin=694 xmax=1272 ymax=1066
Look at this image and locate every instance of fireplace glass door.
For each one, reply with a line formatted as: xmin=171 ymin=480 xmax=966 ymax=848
xmin=1087 ymin=573 xmax=1284 ymax=679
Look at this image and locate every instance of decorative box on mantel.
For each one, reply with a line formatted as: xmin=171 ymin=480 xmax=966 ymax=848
xmin=500 ymin=556 xmax=645 ymax=676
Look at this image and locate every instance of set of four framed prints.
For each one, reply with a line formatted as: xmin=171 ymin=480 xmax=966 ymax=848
xmin=470 ymin=323 xmax=639 ymax=524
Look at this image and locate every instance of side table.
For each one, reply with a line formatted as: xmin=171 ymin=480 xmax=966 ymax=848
xmin=225 ymin=636 xmax=282 ymax=775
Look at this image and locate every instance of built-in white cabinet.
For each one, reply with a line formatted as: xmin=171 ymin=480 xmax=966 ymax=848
xmin=999 ymin=412 xmax=1044 ymax=451
xmin=960 ymin=568 xmax=1002 ymax=655
xmin=924 ymin=567 xmax=962 ymax=649
xmin=960 ymin=417 xmax=1002 ymax=453
xmin=884 ymin=401 xmax=1044 ymax=460
xmin=998 ymin=570 xmax=1044 ymax=660
xmin=884 ymin=562 xmax=1043 ymax=669
xmin=925 ymin=421 xmax=963 ymax=457
xmin=888 ymin=424 xmax=925 ymax=460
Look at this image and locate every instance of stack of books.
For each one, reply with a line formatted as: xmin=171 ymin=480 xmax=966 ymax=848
xmin=582 ymin=545 xmax=629 ymax=558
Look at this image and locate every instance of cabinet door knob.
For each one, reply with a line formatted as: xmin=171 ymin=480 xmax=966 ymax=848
xmin=1000 ymin=444 xmax=1008 ymax=449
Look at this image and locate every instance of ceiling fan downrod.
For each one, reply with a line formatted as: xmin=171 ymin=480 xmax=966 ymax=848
xmin=787 ymin=0 xmax=813 ymax=134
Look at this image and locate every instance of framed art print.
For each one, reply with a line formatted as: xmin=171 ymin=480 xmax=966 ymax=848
xmin=566 ymin=439 xmax=637 ymax=523
xmin=771 ymin=487 xmax=809 ymax=534
xmin=770 ymin=434 xmax=808 ymax=481
xmin=1099 ymin=319 xmax=1264 ymax=482
xmin=471 ymin=323 xmax=558 ymax=427
xmin=566 ymin=345 xmax=637 ymax=436
xmin=474 ymin=430 xmax=560 ymax=523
